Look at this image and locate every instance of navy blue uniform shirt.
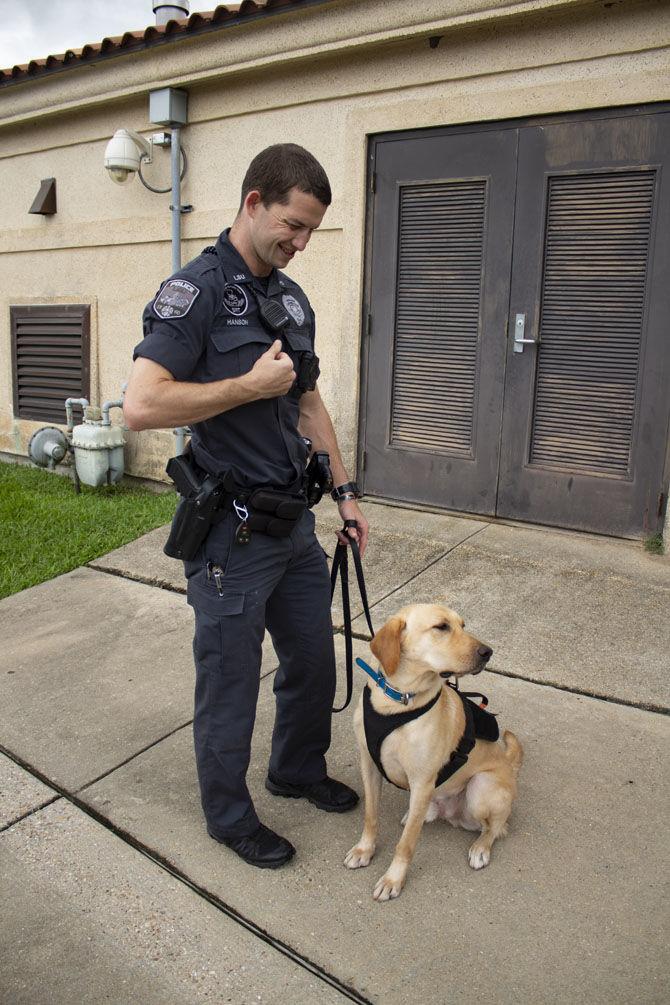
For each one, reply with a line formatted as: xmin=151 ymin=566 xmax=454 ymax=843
xmin=134 ymin=230 xmax=316 ymax=490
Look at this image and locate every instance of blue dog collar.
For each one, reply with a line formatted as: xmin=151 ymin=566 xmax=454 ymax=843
xmin=355 ymin=657 xmax=416 ymax=705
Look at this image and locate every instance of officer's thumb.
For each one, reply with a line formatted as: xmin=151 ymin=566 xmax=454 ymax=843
xmin=267 ymin=339 xmax=283 ymax=358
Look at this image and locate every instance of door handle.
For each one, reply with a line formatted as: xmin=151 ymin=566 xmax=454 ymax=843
xmin=513 ymin=313 xmax=538 ymax=353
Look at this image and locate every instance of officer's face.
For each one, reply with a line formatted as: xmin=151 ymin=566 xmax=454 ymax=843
xmin=248 ymin=188 xmax=327 ymax=272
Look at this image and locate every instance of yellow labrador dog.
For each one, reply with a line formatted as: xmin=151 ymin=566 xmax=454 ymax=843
xmin=345 ymin=603 xmax=523 ymax=901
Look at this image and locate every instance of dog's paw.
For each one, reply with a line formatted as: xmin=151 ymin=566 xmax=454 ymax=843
xmin=344 ymin=845 xmax=375 ymax=869
xmin=373 ymin=871 xmax=405 ymax=901
xmin=468 ymin=841 xmax=491 ymax=870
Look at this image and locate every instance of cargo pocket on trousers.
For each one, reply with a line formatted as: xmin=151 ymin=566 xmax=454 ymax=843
xmin=186 ymin=578 xmax=245 ymax=617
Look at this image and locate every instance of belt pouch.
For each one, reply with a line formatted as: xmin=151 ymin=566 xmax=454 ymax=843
xmin=245 ymin=489 xmax=305 ymax=538
xmin=247 ymin=489 xmax=305 ymax=519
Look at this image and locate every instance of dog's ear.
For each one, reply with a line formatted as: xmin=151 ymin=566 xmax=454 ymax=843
xmin=370 ymin=616 xmax=405 ymax=676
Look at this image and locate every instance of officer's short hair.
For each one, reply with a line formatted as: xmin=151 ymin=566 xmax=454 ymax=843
xmin=239 ymin=144 xmax=332 ymax=210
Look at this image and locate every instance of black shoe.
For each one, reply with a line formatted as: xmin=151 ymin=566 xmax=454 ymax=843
xmin=265 ymin=773 xmax=359 ymax=813
xmin=208 ymin=822 xmax=295 ymax=869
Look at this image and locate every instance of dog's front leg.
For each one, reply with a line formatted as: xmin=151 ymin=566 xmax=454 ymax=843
xmin=344 ymin=743 xmax=382 ymax=870
xmin=373 ymin=780 xmax=434 ymax=902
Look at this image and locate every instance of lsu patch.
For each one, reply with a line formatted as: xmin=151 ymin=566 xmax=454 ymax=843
xmin=222 ymin=284 xmax=249 ymax=317
xmin=282 ymin=294 xmax=305 ymax=327
xmin=153 ymin=279 xmax=200 ymax=319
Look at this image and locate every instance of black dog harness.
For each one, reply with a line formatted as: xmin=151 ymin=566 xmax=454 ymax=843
xmin=362 ymin=682 xmax=499 ymax=790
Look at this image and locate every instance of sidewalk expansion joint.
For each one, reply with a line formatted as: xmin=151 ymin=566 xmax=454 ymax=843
xmin=331 ymin=633 xmax=670 ymax=716
xmin=331 ymin=522 xmax=489 ymax=631
xmin=86 ymin=563 xmax=186 ymax=595
xmin=0 ymin=794 xmax=62 ymax=833
xmin=75 ymin=720 xmax=194 ymax=794
xmin=0 ymin=742 xmax=373 ymax=1005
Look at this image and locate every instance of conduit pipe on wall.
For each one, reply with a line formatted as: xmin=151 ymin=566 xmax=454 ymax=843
xmin=171 ymin=125 xmax=182 ymax=272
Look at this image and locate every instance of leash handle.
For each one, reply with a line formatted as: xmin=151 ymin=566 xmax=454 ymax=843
xmin=330 ymin=520 xmax=374 ymax=712
xmin=339 ymin=520 xmax=374 ymax=637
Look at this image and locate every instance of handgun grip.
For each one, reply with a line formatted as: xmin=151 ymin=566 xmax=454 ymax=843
xmin=166 ymin=454 xmax=202 ymax=498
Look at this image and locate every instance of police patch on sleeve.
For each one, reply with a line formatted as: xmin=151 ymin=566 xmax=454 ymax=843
xmin=282 ymin=294 xmax=305 ymax=327
xmin=153 ymin=279 xmax=200 ymax=319
xmin=222 ymin=284 xmax=249 ymax=316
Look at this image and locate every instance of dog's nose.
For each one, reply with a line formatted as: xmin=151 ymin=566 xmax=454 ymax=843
xmin=478 ymin=645 xmax=493 ymax=663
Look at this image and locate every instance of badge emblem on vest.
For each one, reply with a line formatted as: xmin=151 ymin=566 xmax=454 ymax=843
xmin=153 ymin=279 xmax=200 ymax=319
xmin=282 ymin=294 xmax=305 ymax=327
xmin=222 ymin=284 xmax=249 ymax=316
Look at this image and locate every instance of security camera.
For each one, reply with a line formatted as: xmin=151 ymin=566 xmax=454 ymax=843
xmin=104 ymin=128 xmax=153 ymax=184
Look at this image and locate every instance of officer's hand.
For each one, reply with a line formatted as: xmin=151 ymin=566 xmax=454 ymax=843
xmin=336 ymin=500 xmax=369 ymax=558
xmin=248 ymin=339 xmax=296 ymax=398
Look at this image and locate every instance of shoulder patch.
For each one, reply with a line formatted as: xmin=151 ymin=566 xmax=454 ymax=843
xmin=153 ymin=279 xmax=200 ymax=319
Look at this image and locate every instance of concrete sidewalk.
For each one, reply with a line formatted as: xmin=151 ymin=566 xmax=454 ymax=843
xmin=1 ymin=499 xmax=669 ymax=1004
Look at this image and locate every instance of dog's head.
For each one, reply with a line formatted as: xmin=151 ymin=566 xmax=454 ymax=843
xmin=369 ymin=603 xmax=492 ymax=683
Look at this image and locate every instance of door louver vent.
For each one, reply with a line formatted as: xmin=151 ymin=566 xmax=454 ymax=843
xmin=11 ymin=305 xmax=90 ymax=423
xmin=530 ymin=171 xmax=655 ymax=476
xmin=390 ymin=180 xmax=487 ymax=453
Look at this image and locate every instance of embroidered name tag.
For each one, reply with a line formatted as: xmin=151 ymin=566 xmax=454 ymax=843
xmin=153 ymin=279 xmax=200 ymax=319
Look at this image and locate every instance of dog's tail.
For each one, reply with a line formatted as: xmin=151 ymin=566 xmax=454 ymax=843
xmin=501 ymin=730 xmax=524 ymax=774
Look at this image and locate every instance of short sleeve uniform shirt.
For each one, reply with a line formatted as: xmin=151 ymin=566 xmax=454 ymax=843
xmin=134 ymin=230 xmax=316 ymax=491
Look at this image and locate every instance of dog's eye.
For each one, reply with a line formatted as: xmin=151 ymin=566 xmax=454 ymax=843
xmin=435 ymin=623 xmax=451 ymax=632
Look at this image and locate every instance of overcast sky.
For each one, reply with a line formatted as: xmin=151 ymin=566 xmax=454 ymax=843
xmin=0 ymin=1 xmax=219 ymax=68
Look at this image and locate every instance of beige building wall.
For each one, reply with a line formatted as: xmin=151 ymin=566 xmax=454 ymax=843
xmin=1 ymin=0 xmax=668 ymax=482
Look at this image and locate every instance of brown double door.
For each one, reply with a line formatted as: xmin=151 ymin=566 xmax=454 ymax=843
xmin=360 ymin=108 xmax=670 ymax=537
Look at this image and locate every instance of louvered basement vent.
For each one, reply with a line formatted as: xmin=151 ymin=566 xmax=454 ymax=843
xmin=11 ymin=305 xmax=90 ymax=423
xmin=530 ymin=171 xmax=655 ymax=476
xmin=390 ymin=180 xmax=487 ymax=453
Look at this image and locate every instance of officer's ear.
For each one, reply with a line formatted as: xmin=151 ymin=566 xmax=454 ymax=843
xmin=244 ymin=190 xmax=263 ymax=218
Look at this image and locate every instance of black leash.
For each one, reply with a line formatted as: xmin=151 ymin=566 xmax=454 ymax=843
xmin=330 ymin=520 xmax=374 ymax=712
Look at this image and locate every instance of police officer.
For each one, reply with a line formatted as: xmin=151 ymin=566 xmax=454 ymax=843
xmin=124 ymin=144 xmax=369 ymax=869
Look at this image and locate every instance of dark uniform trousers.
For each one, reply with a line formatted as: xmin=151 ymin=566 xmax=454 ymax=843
xmin=184 ymin=506 xmax=336 ymax=839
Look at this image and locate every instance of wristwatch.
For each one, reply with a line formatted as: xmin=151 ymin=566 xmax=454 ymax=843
xmin=331 ymin=481 xmax=362 ymax=503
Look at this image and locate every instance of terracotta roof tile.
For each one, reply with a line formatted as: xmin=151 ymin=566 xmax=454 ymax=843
xmin=1 ymin=0 xmax=333 ymax=87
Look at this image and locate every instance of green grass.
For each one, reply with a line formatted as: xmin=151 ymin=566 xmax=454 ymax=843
xmin=0 ymin=463 xmax=177 ymax=599
xmin=644 ymin=532 xmax=665 ymax=556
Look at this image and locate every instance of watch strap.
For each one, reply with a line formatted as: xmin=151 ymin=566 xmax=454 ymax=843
xmin=331 ymin=481 xmax=361 ymax=502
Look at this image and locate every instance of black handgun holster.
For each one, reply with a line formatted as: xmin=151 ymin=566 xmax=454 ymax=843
xmin=163 ymin=452 xmax=232 ymax=561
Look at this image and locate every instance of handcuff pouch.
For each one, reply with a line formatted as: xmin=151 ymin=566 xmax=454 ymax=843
xmin=245 ymin=488 xmax=306 ymax=538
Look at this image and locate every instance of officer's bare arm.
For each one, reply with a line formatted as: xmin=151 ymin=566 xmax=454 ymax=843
xmin=298 ymin=386 xmax=350 ymax=486
xmin=299 ymin=387 xmax=369 ymax=555
xmin=124 ymin=341 xmax=295 ymax=430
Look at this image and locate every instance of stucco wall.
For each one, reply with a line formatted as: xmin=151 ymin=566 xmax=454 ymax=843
xmin=1 ymin=0 xmax=668 ymax=482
